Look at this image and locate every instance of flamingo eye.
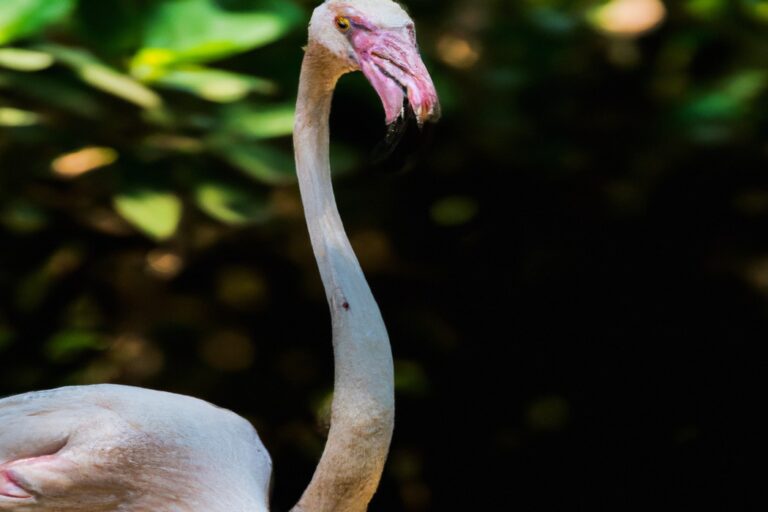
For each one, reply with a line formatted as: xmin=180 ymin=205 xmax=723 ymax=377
xmin=335 ymin=16 xmax=351 ymax=32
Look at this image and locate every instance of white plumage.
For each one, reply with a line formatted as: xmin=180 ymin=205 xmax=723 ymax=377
xmin=0 ymin=385 xmax=271 ymax=511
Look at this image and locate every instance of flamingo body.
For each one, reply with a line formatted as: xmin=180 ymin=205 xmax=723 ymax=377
xmin=0 ymin=385 xmax=270 ymax=512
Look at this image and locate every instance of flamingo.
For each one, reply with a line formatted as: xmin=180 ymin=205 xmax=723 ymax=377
xmin=0 ymin=1 xmax=439 ymax=511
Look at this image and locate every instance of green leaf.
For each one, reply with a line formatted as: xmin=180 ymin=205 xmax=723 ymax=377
xmin=45 ymin=329 xmax=105 ymax=362
xmin=36 ymin=44 xmax=163 ymax=110
xmin=741 ymin=0 xmax=768 ymax=21
xmin=0 ymin=107 xmax=40 ymax=127
xmin=686 ymin=0 xmax=726 ymax=19
xmin=0 ymin=0 xmax=75 ymax=45
xmin=209 ymin=138 xmax=296 ymax=185
xmin=131 ymin=0 xmax=303 ymax=72
xmin=114 ymin=186 xmax=183 ymax=241
xmin=0 ymin=71 xmax=105 ymax=119
xmin=194 ymin=179 xmax=270 ymax=224
xmin=0 ymin=48 xmax=54 ymax=71
xmin=681 ymin=70 xmax=767 ymax=122
xmin=219 ymin=103 xmax=295 ymax=139
xmin=148 ymin=66 xmax=277 ymax=102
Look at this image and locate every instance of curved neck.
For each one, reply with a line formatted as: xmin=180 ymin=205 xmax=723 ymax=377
xmin=290 ymin=45 xmax=395 ymax=512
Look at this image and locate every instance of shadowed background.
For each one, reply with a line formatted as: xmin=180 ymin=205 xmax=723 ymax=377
xmin=0 ymin=0 xmax=760 ymax=509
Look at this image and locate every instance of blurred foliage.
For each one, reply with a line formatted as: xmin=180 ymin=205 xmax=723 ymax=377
xmin=0 ymin=0 xmax=303 ymax=242
xmin=1 ymin=0 xmax=763 ymax=510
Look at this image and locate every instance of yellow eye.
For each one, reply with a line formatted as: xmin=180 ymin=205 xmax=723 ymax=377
xmin=336 ymin=16 xmax=351 ymax=32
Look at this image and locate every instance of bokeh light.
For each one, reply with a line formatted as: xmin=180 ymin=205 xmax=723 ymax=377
xmin=590 ymin=0 xmax=667 ymax=37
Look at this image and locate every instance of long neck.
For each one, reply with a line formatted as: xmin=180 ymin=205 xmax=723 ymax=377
xmin=290 ymin=45 xmax=395 ymax=512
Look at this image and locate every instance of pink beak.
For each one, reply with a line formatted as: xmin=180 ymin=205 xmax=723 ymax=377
xmin=350 ymin=26 xmax=440 ymax=126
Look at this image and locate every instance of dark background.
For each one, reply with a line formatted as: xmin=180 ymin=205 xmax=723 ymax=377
xmin=0 ymin=0 xmax=761 ymax=509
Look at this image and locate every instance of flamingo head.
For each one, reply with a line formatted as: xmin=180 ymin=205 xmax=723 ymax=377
xmin=309 ymin=0 xmax=440 ymax=126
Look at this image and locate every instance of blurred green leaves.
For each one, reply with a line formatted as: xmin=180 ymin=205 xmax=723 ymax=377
xmin=150 ymin=67 xmax=277 ymax=103
xmin=741 ymin=0 xmax=768 ymax=21
xmin=45 ymin=329 xmax=105 ymax=362
xmin=0 ymin=48 xmax=53 ymax=71
xmin=0 ymin=107 xmax=40 ymax=127
xmin=210 ymin=140 xmax=296 ymax=185
xmin=218 ymin=103 xmax=294 ymax=139
xmin=0 ymin=0 xmax=75 ymax=45
xmin=129 ymin=0 xmax=302 ymax=106
xmin=686 ymin=0 xmax=727 ymax=19
xmin=700 ymin=70 xmax=766 ymax=120
xmin=680 ymin=70 xmax=768 ymax=142
xmin=40 ymin=44 xmax=163 ymax=109
xmin=1 ymin=0 xmax=306 ymax=242
xmin=194 ymin=179 xmax=270 ymax=225
xmin=114 ymin=187 xmax=183 ymax=241
xmin=132 ymin=0 xmax=303 ymax=72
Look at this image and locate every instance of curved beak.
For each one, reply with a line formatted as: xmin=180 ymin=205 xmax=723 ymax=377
xmin=351 ymin=26 xmax=440 ymax=126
